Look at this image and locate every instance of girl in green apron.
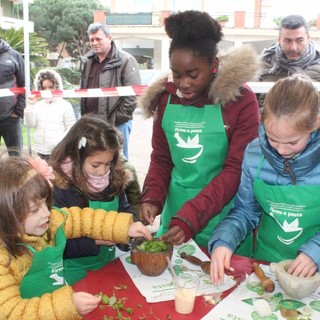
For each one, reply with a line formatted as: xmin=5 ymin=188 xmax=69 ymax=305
xmin=0 ymin=156 xmax=99 ymax=319
xmin=49 ymin=115 xmax=143 ymax=284
xmin=139 ymin=11 xmax=260 ymax=250
xmin=209 ymin=74 xmax=320 ymax=285
xmin=0 ymin=155 xmax=151 ymax=319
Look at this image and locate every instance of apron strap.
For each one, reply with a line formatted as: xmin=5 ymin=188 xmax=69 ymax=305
xmin=17 ymin=206 xmax=68 ymax=253
xmin=52 ymin=206 xmax=68 ymax=222
xmin=17 ymin=243 xmax=37 ymax=253
xmin=254 ymin=155 xmax=265 ymax=179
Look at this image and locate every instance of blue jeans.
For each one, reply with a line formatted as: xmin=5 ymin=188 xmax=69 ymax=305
xmin=0 ymin=116 xmax=23 ymax=156
xmin=116 ymin=120 xmax=132 ymax=160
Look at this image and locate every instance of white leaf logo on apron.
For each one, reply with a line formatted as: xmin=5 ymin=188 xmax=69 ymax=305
xmin=174 ymin=133 xmax=203 ymax=163
xmin=50 ymin=273 xmax=65 ymax=285
xmin=270 ymin=211 xmax=303 ymax=245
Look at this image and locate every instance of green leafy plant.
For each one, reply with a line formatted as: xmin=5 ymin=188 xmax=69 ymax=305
xmin=0 ymin=27 xmax=48 ymax=78
xmin=216 ymin=15 xmax=229 ymax=22
xmin=100 ymin=292 xmax=133 ymax=320
xmin=136 ymin=239 xmax=169 ymax=252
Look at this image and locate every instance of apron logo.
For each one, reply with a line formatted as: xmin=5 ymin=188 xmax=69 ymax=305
xmin=270 ymin=209 xmax=303 ymax=245
xmin=50 ymin=273 xmax=65 ymax=285
xmin=49 ymin=260 xmax=65 ymax=286
xmin=174 ymin=132 xmax=203 ymax=163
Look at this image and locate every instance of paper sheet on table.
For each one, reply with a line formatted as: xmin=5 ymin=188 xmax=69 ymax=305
xmin=120 ymin=239 xmax=236 ymax=303
xmin=201 ymin=264 xmax=320 ymax=320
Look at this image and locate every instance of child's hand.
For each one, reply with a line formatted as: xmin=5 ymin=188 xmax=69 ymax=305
xmin=128 ymin=221 xmax=152 ymax=239
xmin=139 ymin=203 xmax=158 ymax=225
xmin=287 ymin=252 xmax=317 ymax=277
xmin=210 ymin=246 xmax=233 ymax=285
xmin=161 ymin=226 xmax=185 ymax=245
xmin=27 ymin=94 xmax=38 ymax=105
xmin=73 ymin=291 xmax=101 ymax=316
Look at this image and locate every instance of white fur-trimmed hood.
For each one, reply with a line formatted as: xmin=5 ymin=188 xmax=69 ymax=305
xmin=34 ymin=68 xmax=64 ymax=90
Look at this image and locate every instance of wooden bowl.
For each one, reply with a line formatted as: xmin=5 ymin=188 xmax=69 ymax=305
xmin=130 ymin=238 xmax=173 ymax=277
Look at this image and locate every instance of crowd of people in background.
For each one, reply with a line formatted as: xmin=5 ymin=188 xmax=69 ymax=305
xmin=0 ymin=11 xmax=319 ymax=319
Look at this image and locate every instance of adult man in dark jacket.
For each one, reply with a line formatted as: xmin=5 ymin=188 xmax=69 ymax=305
xmin=0 ymin=38 xmax=25 ymax=155
xmin=258 ymin=15 xmax=320 ymax=108
xmin=80 ymin=22 xmax=141 ymax=159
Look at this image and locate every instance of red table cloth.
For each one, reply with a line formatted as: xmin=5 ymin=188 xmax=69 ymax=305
xmin=72 ymin=253 xmax=265 ymax=320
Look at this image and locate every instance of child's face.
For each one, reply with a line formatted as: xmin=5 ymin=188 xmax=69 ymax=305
xmin=170 ymin=49 xmax=214 ymax=100
xmin=265 ymin=116 xmax=310 ymax=159
xmin=24 ymin=200 xmax=50 ymax=236
xmin=82 ymin=150 xmax=114 ymax=177
xmin=42 ymin=79 xmax=54 ymax=90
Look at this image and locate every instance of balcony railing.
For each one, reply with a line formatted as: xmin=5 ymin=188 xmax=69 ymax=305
xmin=106 ymin=13 xmax=152 ymax=25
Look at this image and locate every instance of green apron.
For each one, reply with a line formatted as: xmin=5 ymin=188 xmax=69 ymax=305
xmin=253 ymin=155 xmax=320 ymax=262
xmin=63 ymin=197 xmax=119 ymax=285
xmin=19 ymin=208 xmax=67 ymax=298
xmin=157 ymin=96 xmax=252 ymax=254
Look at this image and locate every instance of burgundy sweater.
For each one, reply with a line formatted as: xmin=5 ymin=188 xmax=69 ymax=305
xmin=140 ymin=83 xmax=259 ymax=241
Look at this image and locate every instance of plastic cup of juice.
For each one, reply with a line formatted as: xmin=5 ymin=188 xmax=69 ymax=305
xmin=174 ymin=276 xmax=200 ymax=314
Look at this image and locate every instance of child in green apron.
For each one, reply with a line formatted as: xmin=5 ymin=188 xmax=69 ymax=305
xmin=139 ymin=11 xmax=260 ymax=250
xmin=0 ymin=155 xmax=151 ymax=319
xmin=209 ymin=74 xmax=320 ymax=285
xmin=49 ymin=115 xmax=143 ymax=284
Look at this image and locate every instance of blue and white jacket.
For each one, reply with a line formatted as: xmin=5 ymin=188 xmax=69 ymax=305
xmin=208 ymin=124 xmax=320 ymax=270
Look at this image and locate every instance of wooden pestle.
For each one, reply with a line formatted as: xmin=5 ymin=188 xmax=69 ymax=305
xmin=252 ymin=262 xmax=275 ymax=292
xmin=180 ymin=252 xmax=210 ymax=275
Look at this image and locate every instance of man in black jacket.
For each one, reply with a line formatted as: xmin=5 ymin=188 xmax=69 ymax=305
xmin=0 ymin=38 xmax=25 ymax=156
xmin=80 ymin=22 xmax=141 ymax=160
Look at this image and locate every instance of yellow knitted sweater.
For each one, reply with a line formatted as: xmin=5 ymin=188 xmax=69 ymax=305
xmin=0 ymin=207 xmax=133 ymax=320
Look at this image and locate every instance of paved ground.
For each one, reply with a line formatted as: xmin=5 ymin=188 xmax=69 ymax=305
xmin=128 ymin=108 xmax=161 ymax=232
xmin=128 ymin=108 xmax=153 ymax=186
xmin=0 ymin=108 xmax=153 ymax=184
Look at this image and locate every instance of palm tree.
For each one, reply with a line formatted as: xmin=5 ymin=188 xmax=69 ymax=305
xmin=0 ymin=27 xmax=48 ymax=150
xmin=0 ymin=27 xmax=48 ymax=77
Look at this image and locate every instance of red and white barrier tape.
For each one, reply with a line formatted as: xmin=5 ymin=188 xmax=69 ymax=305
xmin=0 ymin=84 xmax=149 ymax=98
xmin=2 ymin=82 xmax=320 ymax=97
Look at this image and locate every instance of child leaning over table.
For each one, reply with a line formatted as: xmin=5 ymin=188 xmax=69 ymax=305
xmin=0 ymin=155 xmax=151 ymax=320
xmin=49 ymin=115 xmax=142 ymax=284
xmin=209 ymin=74 xmax=320 ymax=285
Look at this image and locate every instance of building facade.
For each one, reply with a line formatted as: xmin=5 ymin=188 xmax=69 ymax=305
xmin=96 ymin=0 xmax=320 ymax=69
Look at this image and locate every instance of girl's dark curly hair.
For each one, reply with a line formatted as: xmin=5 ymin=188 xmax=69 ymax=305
xmin=165 ymin=10 xmax=223 ymax=64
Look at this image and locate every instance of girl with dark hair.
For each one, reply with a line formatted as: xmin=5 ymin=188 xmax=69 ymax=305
xmin=0 ymin=155 xmax=150 ymax=319
xmin=139 ymin=10 xmax=260 ymax=250
xmin=49 ymin=115 xmax=148 ymax=284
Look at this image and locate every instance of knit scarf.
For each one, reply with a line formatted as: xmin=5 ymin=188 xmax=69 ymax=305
xmin=60 ymin=157 xmax=110 ymax=192
xmin=261 ymin=42 xmax=320 ymax=75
